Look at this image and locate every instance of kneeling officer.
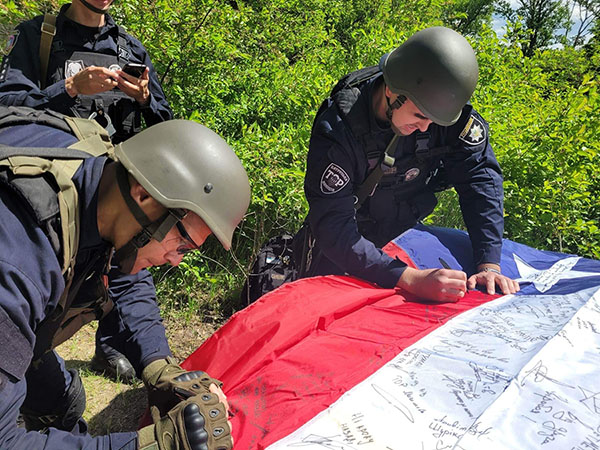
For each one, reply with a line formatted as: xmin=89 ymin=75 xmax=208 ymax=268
xmin=0 ymin=105 xmax=250 ymax=449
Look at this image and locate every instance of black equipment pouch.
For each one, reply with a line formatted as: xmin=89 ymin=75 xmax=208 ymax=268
xmin=241 ymin=234 xmax=298 ymax=305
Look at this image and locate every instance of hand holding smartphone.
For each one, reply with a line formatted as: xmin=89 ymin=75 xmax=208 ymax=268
xmin=122 ymin=62 xmax=147 ymax=78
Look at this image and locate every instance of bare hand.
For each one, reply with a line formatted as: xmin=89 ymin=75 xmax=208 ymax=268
xmin=396 ymin=267 xmax=467 ymax=303
xmin=467 ymin=268 xmax=520 ymax=295
xmin=116 ymin=66 xmax=150 ymax=105
xmin=65 ymin=66 xmax=118 ymax=97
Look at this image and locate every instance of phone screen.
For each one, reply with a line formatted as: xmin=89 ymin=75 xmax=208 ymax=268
xmin=123 ymin=63 xmax=147 ymax=78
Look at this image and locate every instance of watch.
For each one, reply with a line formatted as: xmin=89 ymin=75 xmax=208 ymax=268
xmin=482 ymin=267 xmax=501 ymax=275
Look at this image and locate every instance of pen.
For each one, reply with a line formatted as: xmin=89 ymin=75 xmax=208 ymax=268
xmin=438 ymin=257 xmax=451 ymax=270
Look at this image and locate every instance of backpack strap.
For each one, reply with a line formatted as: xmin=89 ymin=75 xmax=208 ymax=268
xmin=39 ymin=13 xmax=57 ymax=90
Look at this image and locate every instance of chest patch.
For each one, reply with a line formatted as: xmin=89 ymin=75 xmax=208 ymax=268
xmin=404 ymin=167 xmax=420 ymax=182
xmin=320 ymin=163 xmax=350 ymax=194
xmin=65 ymin=60 xmax=85 ymax=78
xmin=459 ymin=115 xmax=486 ymax=146
xmin=3 ymin=30 xmax=19 ymax=55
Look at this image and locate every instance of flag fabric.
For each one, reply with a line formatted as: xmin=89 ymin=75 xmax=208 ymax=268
xmin=182 ymin=226 xmax=600 ymax=449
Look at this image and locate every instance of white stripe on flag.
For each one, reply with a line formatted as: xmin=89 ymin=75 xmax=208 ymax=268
xmin=268 ymin=286 xmax=600 ymax=450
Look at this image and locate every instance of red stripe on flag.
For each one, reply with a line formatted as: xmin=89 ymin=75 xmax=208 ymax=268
xmin=182 ymin=266 xmax=498 ymax=448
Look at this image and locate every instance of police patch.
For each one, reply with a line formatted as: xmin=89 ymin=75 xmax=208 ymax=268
xmin=404 ymin=167 xmax=420 ymax=182
xmin=320 ymin=163 xmax=350 ymax=194
xmin=3 ymin=30 xmax=19 ymax=55
xmin=459 ymin=115 xmax=486 ymax=146
xmin=65 ymin=60 xmax=85 ymax=78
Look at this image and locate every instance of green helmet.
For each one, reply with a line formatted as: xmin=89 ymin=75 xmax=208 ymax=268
xmin=379 ymin=26 xmax=479 ymax=126
xmin=115 ymin=120 xmax=250 ymax=250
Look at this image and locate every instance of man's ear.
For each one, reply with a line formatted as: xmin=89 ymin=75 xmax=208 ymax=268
xmin=385 ymin=84 xmax=393 ymax=99
xmin=129 ymin=176 xmax=163 ymax=214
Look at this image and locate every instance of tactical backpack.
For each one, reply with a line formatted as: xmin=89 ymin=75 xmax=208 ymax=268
xmin=0 ymin=105 xmax=116 ymax=359
xmin=240 ymin=234 xmax=297 ymax=305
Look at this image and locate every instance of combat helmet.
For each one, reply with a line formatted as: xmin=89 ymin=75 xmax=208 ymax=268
xmin=379 ymin=26 xmax=479 ymax=126
xmin=113 ymin=120 xmax=251 ymax=272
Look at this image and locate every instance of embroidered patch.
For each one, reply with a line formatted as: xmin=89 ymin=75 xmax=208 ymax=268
xmin=3 ymin=30 xmax=19 ymax=55
xmin=404 ymin=167 xmax=420 ymax=182
xmin=320 ymin=163 xmax=350 ymax=194
xmin=65 ymin=60 xmax=85 ymax=78
xmin=459 ymin=115 xmax=486 ymax=146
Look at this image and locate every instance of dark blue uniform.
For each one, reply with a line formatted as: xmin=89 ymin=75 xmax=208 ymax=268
xmin=0 ymin=124 xmax=171 ymax=449
xmin=303 ymin=74 xmax=504 ymax=288
xmin=0 ymin=3 xmax=173 ymax=143
xmin=0 ymin=3 xmax=174 ymax=371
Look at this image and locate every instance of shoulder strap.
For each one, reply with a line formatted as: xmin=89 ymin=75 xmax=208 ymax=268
xmin=116 ymin=26 xmax=131 ymax=64
xmin=39 ymin=13 xmax=57 ymax=90
xmin=353 ymin=134 xmax=398 ymax=210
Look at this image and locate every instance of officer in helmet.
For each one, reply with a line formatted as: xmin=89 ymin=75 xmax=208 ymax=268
xmin=294 ymin=27 xmax=520 ymax=301
xmin=0 ymin=106 xmax=249 ymax=449
xmin=0 ymin=0 xmax=174 ymax=382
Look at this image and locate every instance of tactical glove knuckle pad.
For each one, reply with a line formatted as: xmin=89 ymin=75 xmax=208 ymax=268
xmin=184 ymin=395 xmax=231 ymax=450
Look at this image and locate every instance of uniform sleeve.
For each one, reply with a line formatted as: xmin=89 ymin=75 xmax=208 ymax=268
xmin=442 ymin=108 xmax=504 ymax=266
xmin=128 ymin=37 xmax=173 ymax=125
xmin=0 ymin=21 xmax=77 ymax=113
xmin=305 ymin=111 xmax=407 ymax=288
xmin=0 ymin=193 xmax=138 ymax=450
xmin=106 ymin=267 xmax=172 ymax=375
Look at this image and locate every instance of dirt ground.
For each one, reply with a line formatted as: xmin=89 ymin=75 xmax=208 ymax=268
xmin=56 ymin=317 xmax=218 ymax=435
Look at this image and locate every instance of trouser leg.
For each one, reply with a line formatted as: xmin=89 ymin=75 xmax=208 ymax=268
xmin=91 ymin=310 xmax=136 ymax=382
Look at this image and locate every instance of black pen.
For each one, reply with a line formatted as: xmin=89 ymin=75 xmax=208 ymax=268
xmin=438 ymin=257 xmax=451 ymax=270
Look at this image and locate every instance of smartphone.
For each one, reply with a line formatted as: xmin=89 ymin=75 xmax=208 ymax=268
xmin=122 ymin=62 xmax=147 ymax=78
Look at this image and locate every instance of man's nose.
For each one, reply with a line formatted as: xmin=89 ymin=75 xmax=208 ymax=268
xmin=418 ymin=119 xmax=432 ymax=132
xmin=166 ymin=252 xmax=184 ymax=266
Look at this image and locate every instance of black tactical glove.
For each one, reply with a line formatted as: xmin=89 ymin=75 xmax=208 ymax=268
xmin=138 ymin=392 xmax=232 ymax=450
xmin=142 ymin=358 xmax=224 ymax=416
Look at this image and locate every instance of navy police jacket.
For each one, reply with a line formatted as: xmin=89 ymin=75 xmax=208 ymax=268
xmin=305 ymin=74 xmax=504 ymax=289
xmin=0 ymin=124 xmax=168 ymax=449
xmin=0 ymin=3 xmax=173 ymax=143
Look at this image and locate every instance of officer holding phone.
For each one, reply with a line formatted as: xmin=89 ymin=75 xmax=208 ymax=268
xmin=0 ymin=0 xmax=174 ymax=384
xmin=0 ymin=0 xmax=172 ymax=145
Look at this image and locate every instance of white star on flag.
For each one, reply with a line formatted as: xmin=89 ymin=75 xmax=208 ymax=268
xmin=513 ymin=253 xmax=600 ymax=292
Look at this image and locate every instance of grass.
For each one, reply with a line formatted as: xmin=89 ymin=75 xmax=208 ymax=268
xmin=56 ymin=315 xmax=219 ymax=435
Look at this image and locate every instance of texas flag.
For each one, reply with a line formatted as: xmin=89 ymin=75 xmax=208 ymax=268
xmin=182 ymin=226 xmax=600 ymax=449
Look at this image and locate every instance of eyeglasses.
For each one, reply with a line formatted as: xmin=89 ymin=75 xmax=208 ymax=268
xmin=175 ymin=221 xmax=200 ymax=255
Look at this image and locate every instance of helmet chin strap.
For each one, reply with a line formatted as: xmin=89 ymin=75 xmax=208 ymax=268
xmin=384 ymin=83 xmax=407 ymax=135
xmin=79 ymin=0 xmax=111 ymax=15
xmin=112 ymin=164 xmax=186 ymax=273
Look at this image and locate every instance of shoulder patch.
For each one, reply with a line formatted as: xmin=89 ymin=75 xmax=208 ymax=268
xmin=3 ymin=30 xmax=19 ymax=56
xmin=459 ymin=115 xmax=486 ymax=146
xmin=320 ymin=163 xmax=350 ymax=194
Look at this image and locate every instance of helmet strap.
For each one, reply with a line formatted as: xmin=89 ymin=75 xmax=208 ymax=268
xmin=385 ymin=92 xmax=407 ymax=122
xmin=112 ymin=163 xmax=186 ymax=273
xmin=78 ymin=0 xmax=110 ymax=15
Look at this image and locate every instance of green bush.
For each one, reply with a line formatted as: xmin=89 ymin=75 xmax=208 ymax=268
xmin=2 ymin=1 xmax=598 ymax=317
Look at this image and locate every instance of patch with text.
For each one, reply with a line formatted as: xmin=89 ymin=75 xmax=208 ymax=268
xmin=320 ymin=163 xmax=350 ymax=194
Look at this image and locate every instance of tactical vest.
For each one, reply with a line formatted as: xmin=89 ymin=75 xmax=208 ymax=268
xmin=41 ymin=14 xmax=141 ymax=143
xmin=328 ymin=67 xmax=455 ymax=246
xmin=0 ymin=106 xmax=116 ymax=360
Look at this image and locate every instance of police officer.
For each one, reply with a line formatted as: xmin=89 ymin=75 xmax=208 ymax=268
xmin=296 ymin=27 xmax=520 ymax=302
xmin=0 ymin=106 xmax=250 ymax=449
xmin=0 ymin=0 xmax=174 ymax=381
xmin=0 ymin=0 xmax=172 ymax=144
